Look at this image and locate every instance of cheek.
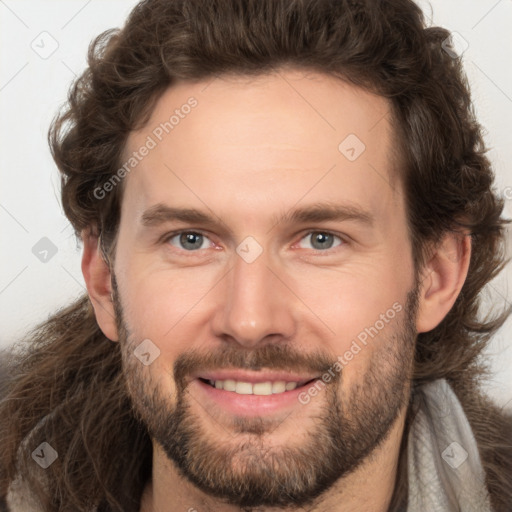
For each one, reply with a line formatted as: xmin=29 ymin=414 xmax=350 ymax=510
xmin=288 ymin=261 xmax=414 ymax=389
xmin=116 ymin=260 xmax=219 ymax=356
xmin=292 ymin=257 xmax=411 ymax=335
xmin=117 ymin=274 xmax=201 ymax=397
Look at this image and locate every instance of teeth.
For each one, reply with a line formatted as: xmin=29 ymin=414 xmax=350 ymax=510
xmin=207 ymin=379 xmax=302 ymax=395
xmin=272 ymin=381 xmax=286 ymax=393
xmin=235 ymin=381 xmax=253 ymax=394
xmin=253 ymin=382 xmax=273 ymax=395
xmin=223 ymin=379 xmax=236 ymax=392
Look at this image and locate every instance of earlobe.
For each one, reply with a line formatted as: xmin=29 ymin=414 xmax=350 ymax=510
xmin=81 ymin=229 xmax=119 ymax=342
xmin=415 ymin=231 xmax=471 ymax=333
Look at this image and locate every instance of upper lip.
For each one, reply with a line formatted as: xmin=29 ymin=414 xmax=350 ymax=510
xmin=192 ymin=370 xmax=320 ymax=385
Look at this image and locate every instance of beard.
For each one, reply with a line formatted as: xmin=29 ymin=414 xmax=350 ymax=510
xmin=112 ymin=273 xmax=419 ymax=509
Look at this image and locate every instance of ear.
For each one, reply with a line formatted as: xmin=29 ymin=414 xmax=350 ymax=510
xmin=81 ymin=229 xmax=119 ymax=342
xmin=415 ymin=231 xmax=471 ymax=333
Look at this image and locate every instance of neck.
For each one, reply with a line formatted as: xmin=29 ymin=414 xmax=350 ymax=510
xmin=139 ymin=405 xmax=407 ymax=512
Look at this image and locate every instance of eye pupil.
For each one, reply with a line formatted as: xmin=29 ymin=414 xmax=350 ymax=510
xmin=311 ymin=232 xmax=333 ymax=250
xmin=180 ymin=232 xmax=203 ymax=250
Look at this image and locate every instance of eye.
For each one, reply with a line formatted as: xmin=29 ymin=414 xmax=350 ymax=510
xmin=165 ymin=231 xmax=213 ymax=251
xmin=297 ymin=231 xmax=344 ymax=251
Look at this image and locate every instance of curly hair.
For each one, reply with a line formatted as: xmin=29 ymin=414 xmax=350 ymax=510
xmin=1 ymin=0 xmax=511 ymax=511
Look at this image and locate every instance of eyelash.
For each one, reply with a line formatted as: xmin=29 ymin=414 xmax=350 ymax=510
xmin=160 ymin=229 xmax=347 ymax=256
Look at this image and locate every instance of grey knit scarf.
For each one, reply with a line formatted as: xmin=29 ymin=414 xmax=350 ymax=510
xmin=407 ymin=379 xmax=493 ymax=512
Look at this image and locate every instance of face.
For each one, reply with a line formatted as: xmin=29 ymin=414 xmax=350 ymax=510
xmin=111 ymin=69 xmax=419 ymax=507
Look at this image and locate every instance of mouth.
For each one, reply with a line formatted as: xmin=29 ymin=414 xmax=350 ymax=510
xmin=198 ymin=377 xmax=318 ymax=396
xmin=191 ymin=371 xmax=322 ymax=417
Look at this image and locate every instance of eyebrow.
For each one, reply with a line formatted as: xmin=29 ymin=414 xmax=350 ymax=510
xmin=280 ymin=202 xmax=374 ymax=227
xmin=140 ymin=202 xmax=375 ymax=231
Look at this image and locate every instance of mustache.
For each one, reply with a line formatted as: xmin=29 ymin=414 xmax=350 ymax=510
xmin=173 ymin=343 xmax=339 ymax=390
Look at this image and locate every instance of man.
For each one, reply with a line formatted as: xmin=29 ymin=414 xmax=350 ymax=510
xmin=1 ymin=0 xmax=511 ymax=511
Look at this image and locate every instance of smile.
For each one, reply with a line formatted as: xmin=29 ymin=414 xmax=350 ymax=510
xmin=193 ymin=373 xmax=322 ymax=416
xmin=200 ymin=378 xmax=316 ymax=395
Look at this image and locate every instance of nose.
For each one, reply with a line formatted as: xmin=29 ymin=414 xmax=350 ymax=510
xmin=211 ymin=247 xmax=297 ymax=348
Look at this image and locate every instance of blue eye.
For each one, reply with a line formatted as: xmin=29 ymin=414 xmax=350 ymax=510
xmin=162 ymin=230 xmax=345 ymax=255
xmin=167 ymin=231 xmax=213 ymax=251
xmin=298 ymin=232 xmax=343 ymax=251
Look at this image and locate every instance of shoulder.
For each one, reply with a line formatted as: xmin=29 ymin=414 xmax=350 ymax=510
xmin=473 ymin=404 xmax=512 ymax=512
xmin=5 ymin=473 xmax=43 ymax=512
xmin=454 ymin=383 xmax=512 ymax=512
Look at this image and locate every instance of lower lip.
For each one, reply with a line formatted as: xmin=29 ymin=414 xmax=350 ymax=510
xmin=192 ymin=379 xmax=318 ymax=416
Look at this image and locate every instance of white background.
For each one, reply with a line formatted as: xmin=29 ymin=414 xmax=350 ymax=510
xmin=0 ymin=0 xmax=511 ymax=409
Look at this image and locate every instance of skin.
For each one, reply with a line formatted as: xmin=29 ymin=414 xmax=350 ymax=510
xmin=81 ymin=68 xmax=471 ymax=511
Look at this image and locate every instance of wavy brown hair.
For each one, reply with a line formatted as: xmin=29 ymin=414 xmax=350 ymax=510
xmin=1 ymin=0 xmax=511 ymax=511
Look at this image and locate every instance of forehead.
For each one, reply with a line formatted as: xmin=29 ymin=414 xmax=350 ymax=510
xmin=120 ymin=69 xmax=402 ymax=229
